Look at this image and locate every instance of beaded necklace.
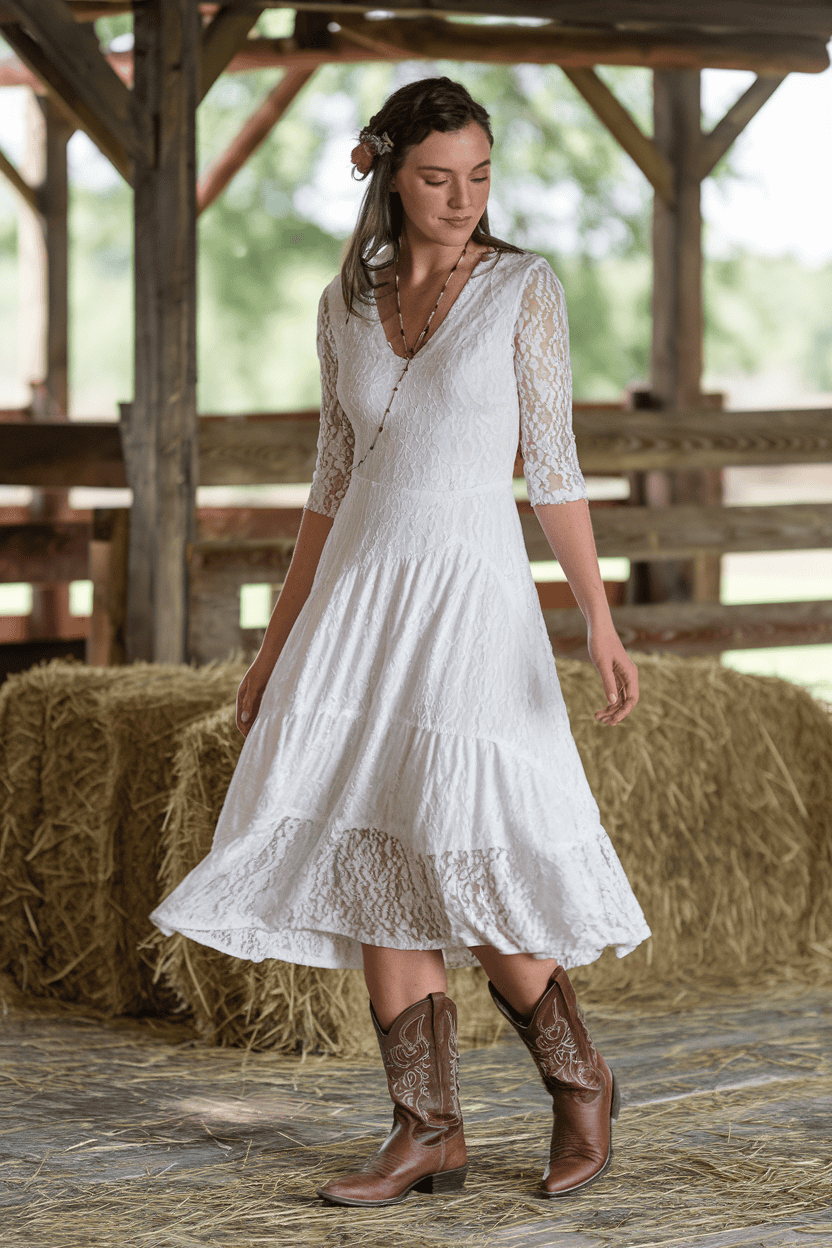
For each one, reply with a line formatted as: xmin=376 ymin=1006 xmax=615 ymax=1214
xmin=351 ymin=241 xmax=468 ymax=472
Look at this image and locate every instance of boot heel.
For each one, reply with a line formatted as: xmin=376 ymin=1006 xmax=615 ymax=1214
xmin=414 ymin=1165 xmax=468 ymax=1194
xmin=610 ymin=1070 xmax=621 ymax=1121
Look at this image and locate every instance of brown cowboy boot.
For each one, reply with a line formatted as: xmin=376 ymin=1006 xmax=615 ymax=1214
xmin=317 ymin=991 xmax=468 ymax=1207
xmin=488 ymin=966 xmax=620 ymax=1197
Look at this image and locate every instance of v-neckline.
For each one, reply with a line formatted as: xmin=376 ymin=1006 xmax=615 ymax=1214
xmin=372 ymin=246 xmax=499 ymax=362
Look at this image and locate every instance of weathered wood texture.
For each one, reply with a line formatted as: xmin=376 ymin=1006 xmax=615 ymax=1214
xmin=651 ymin=72 xmax=703 ymax=417
xmin=17 ymin=93 xmax=73 ymax=641
xmin=42 ymin=96 xmax=71 ymax=423
xmin=575 ymin=407 xmax=832 ymax=471
xmin=544 ymin=598 xmax=832 ymax=657
xmin=523 ymin=502 xmax=832 ymax=562
xmin=198 ymin=412 xmax=320 ymax=483
xmin=637 ymin=69 xmax=722 ymax=605
xmin=198 ymin=66 xmax=316 ymax=214
xmin=249 ymin=22 xmax=831 ymax=74
xmin=0 ymin=0 xmax=149 ymax=181
xmin=127 ymin=0 xmax=200 ymax=664
xmin=7 ymin=496 xmax=831 ymax=595
xmin=2 ymin=408 xmax=831 ymax=487
xmin=188 ymin=537 xmax=295 ymax=663
xmin=8 ymin=2 xmax=832 ymax=42
xmin=199 ymin=1 xmax=263 ymax=102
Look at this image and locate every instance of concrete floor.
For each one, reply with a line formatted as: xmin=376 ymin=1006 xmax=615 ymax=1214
xmin=1 ymin=982 xmax=830 ymax=1247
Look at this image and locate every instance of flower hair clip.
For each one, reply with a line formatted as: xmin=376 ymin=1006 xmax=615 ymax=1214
xmin=350 ymin=127 xmax=394 ymax=175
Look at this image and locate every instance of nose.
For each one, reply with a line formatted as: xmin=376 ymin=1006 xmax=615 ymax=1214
xmin=447 ymin=179 xmax=474 ymax=211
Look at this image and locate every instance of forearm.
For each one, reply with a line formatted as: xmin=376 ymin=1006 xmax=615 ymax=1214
xmin=532 ymin=498 xmax=612 ymax=628
xmin=256 ymin=506 xmax=334 ymax=665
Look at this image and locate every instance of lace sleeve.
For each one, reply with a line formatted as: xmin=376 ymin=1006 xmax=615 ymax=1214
xmin=305 ymin=286 xmax=355 ymax=519
xmin=514 ymin=259 xmax=587 ymax=506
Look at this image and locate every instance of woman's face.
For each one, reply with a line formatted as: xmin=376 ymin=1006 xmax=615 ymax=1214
xmin=389 ymin=121 xmax=491 ymax=249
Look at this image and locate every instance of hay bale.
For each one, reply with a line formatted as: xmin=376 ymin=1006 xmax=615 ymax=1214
xmin=0 ymin=659 xmax=246 ymax=1015
xmin=566 ymin=653 xmax=832 ymax=1002
xmin=151 ymin=653 xmax=832 ymax=1052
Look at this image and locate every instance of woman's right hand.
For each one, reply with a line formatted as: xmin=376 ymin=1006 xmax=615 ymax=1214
xmin=236 ymin=657 xmax=274 ymax=737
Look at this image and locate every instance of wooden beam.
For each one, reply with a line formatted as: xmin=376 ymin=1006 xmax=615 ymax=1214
xmin=699 ymin=73 xmax=787 ymax=179
xmin=522 ymin=502 xmax=832 ymax=563
xmin=642 ymin=68 xmax=719 ymax=605
xmin=2 ymin=407 xmax=831 ymax=488
xmin=196 ymin=500 xmax=832 ymax=574
xmin=573 ymin=407 xmax=832 ymax=472
xmin=42 ymin=96 xmax=71 ymax=421
xmin=127 ymin=0 xmax=201 ymax=664
xmin=0 ymin=143 xmax=37 ymax=209
xmin=544 ymin=598 xmax=832 ymax=659
xmin=197 ymin=66 xmax=315 ymax=213
xmin=0 ymin=24 xmax=133 ymax=180
xmin=0 ymin=422 xmax=125 ymax=486
xmin=651 ymin=70 xmax=702 ymax=407
xmin=0 ymin=0 xmax=149 ymax=180
xmin=0 ymin=521 xmax=89 ymax=582
xmin=0 ymin=29 xmax=825 ymax=92
xmin=329 ymin=17 xmax=830 ymax=74
xmin=562 ymin=67 xmax=674 ymax=206
xmin=200 ymin=2 xmax=263 ymax=102
xmin=10 ymin=4 xmax=832 ymax=44
xmin=198 ymin=412 xmax=320 ymax=483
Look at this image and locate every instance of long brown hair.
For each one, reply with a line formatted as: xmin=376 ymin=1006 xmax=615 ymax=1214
xmin=340 ymin=76 xmax=524 ymax=319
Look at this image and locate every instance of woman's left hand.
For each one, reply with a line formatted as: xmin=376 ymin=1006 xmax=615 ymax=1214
xmin=587 ymin=618 xmax=639 ymax=726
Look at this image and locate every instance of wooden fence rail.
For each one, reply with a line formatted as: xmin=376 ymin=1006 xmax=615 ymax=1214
xmin=5 ymin=501 xmax=832 ymax=582
xmin=2 ymin=407 xmax=832 ymax=488
xmin=544 ymin=599 xmax=832 ymax=661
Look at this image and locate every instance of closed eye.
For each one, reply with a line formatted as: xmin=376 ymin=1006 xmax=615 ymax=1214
xmin=425 ymin=177 xmax=489 ymax=186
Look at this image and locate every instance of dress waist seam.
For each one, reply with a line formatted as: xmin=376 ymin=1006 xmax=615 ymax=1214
xmin=348 ymin=473 xmax=513 ymax=499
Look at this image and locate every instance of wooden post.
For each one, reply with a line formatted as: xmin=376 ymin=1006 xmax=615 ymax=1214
xmin=18 ymin=90 xmax=73 ymax=640
xmin=87 ymin=508 xmax=129 ymax=666
xmin=126 ymin=0 xmax=199 ymax=663
xmin=631 ymin=69 xmax=722 ymax=605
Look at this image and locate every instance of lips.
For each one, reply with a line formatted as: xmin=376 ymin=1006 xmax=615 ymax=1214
xmin=444 ymin=217 xmax=470 ymax=225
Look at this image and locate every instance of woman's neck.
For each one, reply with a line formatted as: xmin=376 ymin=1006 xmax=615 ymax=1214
xmin=396 ymin=226 xmax=472 ymax=286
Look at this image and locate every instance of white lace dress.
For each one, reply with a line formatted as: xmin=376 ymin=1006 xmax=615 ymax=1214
xmin=151 ymin=246 xmax=651 ymax=970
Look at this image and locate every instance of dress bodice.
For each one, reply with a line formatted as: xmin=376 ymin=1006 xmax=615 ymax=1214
xmin=306 ymin=246 xmax=587 ymax=517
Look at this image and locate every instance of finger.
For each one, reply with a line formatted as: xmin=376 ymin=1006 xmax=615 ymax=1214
xmin=600 ymin=690 xmax=637 ymax=725
xmin=597 ymin=669 xmax=620 ymax=708
xmin=613 ymin=657 xmax=638 ymax=702
xmin=237 ymin=691 xmax=262 ymax=736
xmin=236 ymin=698 xmax=252 ymax=736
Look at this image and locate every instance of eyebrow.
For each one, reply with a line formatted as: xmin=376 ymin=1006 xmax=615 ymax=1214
xmin=417 ymin=159 xmax=491 ymax=172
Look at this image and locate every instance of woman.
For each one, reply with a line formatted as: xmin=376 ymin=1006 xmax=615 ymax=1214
xmin=151 ymin=76 xmax=650 ymax=1208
